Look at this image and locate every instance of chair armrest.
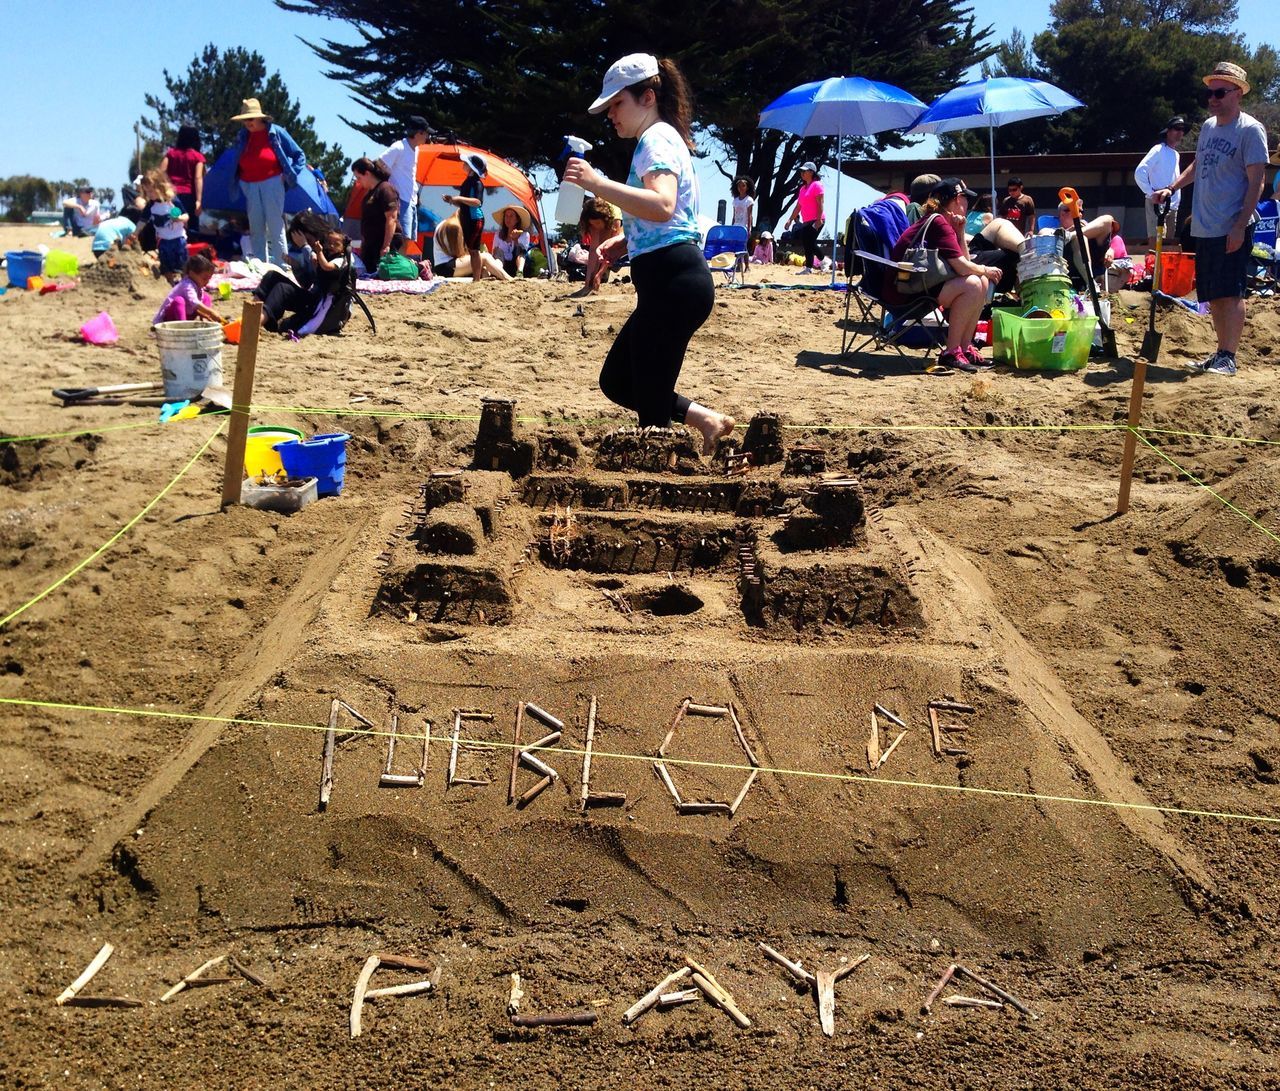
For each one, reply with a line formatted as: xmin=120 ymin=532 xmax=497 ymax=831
xmin=854 ymin=249 xmax=914 ymax=271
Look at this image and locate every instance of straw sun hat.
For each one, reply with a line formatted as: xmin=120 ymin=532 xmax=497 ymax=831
xmin=230 ymin=98 xmax=272 ymax=122
xmin=491 ymin=204 xmax=531 ymax=231
xmin=1202 ymin=61 xmax=1250 ymax=95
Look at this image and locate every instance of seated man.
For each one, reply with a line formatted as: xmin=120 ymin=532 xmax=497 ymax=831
xmin=968 ymin=213 xmax=1024 ymax=284
xmin=1048 ymin=201 xmax=1115 ymax=289
xmin=61 ymin=186 xmax=102 ymax=237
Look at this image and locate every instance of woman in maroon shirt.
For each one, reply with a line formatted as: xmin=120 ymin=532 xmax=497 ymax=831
xmin=159 ymin=124 xmax=206 ymax=221
xmin=888 ymin=177 xmax=1003 ymax=372
xmin=351 ymin=157 xmax=400 ymax=267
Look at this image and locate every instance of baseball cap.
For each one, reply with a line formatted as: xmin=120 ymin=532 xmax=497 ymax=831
xmin=799 ymin=161 xmax=818 ymax=173
xmin=930 ymin=177 xmax=978 ymax=202
xmin=1162 ymin=115 xmax=1188 ymax=133
xmin=588 ymin=54 xmax=660 ymax=114
xmin=407 ymin=115 xmax=430 ymax=134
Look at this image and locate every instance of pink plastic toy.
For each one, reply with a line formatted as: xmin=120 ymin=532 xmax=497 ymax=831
xmin=79 ymin=311 xmax=119 ymax=345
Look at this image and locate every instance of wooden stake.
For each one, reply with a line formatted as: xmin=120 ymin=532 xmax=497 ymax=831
xmin=877 ymin=731 xmax=906 ymax=769
xmin=516 ymin=774 xmax=554 ymax=808
xmin=585 ymin=791 xmax=626 ymax=807
xmin=874 ymin=704 xmax=907 ymax=729
xmin=376 ymin=953 xmax=435 ymax=973
xmin=816 ymin=970 xmax=836 ymax=1037
xmin=525 ymin=730 xmax=561 ymax=752
xmin=621 ymin=966 xmax=690 ymax=1025
xmin=365 ymin=978 xmax=437 ymax=1000
xmin=518 ymin=751 xmax=558 ymax=780
xmin=689 ymin=971 xmax=751 ymax=1029
xmin=727 ymin=703 xmax=760 ymax=767
xmin=953 ymin=963 xmax=1039 ymax=1020
xmin=678 ymin=802 xmax=733 ymax=816
xmin=447 ymin=710 xmax=462 ymax=787
xmin=382 ymin=713 xmax=398 ymax=777
xmin=928 ymin=706 xmax=942 ymax=758
xmin=758 ymin=943 xmax=816 ymax=987
xmin=508 ymin=973 xmax=524 ymax=1015
xmin=62 ymin=995 xmax=144 ymax=1008
xmin=580 ymin=695 xmax=597 ymax=810
xmin=833 ymin=954 xmax=870 ymax=982
xmin=319 ymin=699 xmax=338 ymax=811
xmin=56 ymin=943 xmax=114 ymax=1005
xmin=921 ymin=963 xmax=957 ymax=1015
xmin=508 ymin=702 xmax=524 ymax=805
xmin=687 ymin=703 xmax=730 ymax=717
xmin=350 ymin=955 xmax=380 ymax=1038
xmin=510 ymin=1010 xmax=597 ymax=1028
xmin=160 ymin=954 xmax=228 ymax=1002
xmin=524 ymin=703 xmax=564 ymax=732
xmin=944 ymin=995 xmax=1004 ymax=1009
xmin=729 ymin=768 xmax=758 ymax=817
xmin=658 ymin=988 xmax=701 ymax=1008
xmin=867 ymin=710 xmax=881 ymax=768
xmin=653 ymin=761 xmax=682 ymax=806
xmin=1116 ymin=356 xmax=1148 ymax=515
xmin=227 ymin=957 xmax=266 ymax=987
xmin=220 ymin=298 xmax=262 ymax=508
xmin=657 ymin=699 xmax=689 ymax=757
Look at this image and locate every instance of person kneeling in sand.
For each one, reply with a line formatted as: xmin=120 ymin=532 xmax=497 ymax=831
xmin=572 ymin=197 xmax=624 ymax=297
xmin=431 ymin=215 xmax=511 ymax=280
xmin=153 ymin=254 xmax=222 ymax=324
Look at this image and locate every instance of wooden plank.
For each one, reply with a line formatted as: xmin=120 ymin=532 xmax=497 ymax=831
xmin=220 ymin=298 xmax=262 ymax=508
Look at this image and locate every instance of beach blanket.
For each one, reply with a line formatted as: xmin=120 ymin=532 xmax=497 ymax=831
xmin=211 ymin=271 xmax=445 ymax=296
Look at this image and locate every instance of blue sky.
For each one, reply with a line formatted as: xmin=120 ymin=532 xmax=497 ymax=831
xmin=1 ymin=0 xmax=1275 ymax=218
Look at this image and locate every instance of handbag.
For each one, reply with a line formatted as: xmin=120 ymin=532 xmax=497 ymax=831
xmin=899 ymin=214 xmax=955 ymax=294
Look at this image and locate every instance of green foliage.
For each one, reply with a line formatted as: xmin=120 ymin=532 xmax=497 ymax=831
xmin=277 ymin=0 xmax=994 ymax=228
xmin=142 ymin=44 xmax=348 ymax=188
xmin=0 ymin=175 xmax=59 ymax=222
xmin=944 ymin=0 xmax=1277 ymax=157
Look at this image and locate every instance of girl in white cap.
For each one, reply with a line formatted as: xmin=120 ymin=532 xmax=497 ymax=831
xmin=563 ymin=53 xmax=733 ymax=454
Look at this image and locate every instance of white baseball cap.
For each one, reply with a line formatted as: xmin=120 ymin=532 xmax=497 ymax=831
xmin=588 ymin=53 xmax=660 ymax=114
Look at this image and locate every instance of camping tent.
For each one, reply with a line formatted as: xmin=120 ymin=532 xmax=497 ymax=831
xmin=202 ymin=146 xmax=340 ymax=218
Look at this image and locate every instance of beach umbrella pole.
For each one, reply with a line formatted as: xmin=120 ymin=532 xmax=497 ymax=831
xmin=832 ymin=123 xmax=843 ymax=285
xmin=988 ymin=118 xmax=996 ymax=211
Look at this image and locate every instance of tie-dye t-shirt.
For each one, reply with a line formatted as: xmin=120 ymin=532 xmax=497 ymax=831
xmin=623 ymin=121 xmax=701 ymax=259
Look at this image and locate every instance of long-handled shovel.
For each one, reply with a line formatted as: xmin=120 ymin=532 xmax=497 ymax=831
xmin=52 ymin=381 xmax=164 ymax=405
xmin=1116 ymin=197 xmax=1172 ymax=514
xmin=1140 ymin=197 xmax=1171 ymax=362
xmin=1058 ymin=187 xmax=1118 ymax=359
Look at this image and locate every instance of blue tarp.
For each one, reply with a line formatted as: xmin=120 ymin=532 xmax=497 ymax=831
xmin=201 ymin=147 xmax=339 ymax=217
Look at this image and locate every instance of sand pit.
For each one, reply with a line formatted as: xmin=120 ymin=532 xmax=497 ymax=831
xmin=1 ymin=222 xmax=1279 ymax=1087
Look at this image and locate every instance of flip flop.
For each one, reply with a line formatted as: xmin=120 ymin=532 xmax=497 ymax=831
xmin=924 ymin=363 xmax=954 ymax=376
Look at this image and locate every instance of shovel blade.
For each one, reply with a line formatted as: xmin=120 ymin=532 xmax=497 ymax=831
xmin=1140 ymin=330 xmax=1162 ymax=363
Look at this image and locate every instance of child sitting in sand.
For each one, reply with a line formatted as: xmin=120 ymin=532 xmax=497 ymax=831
xmin=92 ymin=216 xmax=138 ymax=258
xmin=153 ymin=254 xmax=221 ymax=324
xmin=142 ymin=169 xmax=189 ymax=283
xmin=750 ymin=230 xmax=774 ymax=264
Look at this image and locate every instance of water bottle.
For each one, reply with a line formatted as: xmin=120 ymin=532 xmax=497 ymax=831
xmin=555 ymin=135 xmax=594 ymax=224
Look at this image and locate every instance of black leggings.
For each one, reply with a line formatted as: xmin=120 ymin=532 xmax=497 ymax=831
xmin=599 ymin=241 xmax=714 ymax=427
xmin=256 ymin=270 xmax=322 ymax=332
xmin=796 ymin=220 xmax=821 ymax=269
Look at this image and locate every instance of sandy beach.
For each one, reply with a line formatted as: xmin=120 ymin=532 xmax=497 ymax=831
xmin=1 ymin=221 xmax=1278 ymax=1088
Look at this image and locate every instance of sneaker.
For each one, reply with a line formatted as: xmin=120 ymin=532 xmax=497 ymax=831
xmin=939 ymin=347 xmax=977 ymax=373
xmin=1185 ymin=354 xmax=1213 ymax=372
xmin=962 ymin=343 xmax=993 ymax=369
xmin=1205 ymin=352 xmax=1237 ymax=376
xmin=796 ymin=267 xmax=813 ymax=275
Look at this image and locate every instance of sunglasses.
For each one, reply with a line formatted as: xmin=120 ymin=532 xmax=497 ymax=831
xmin=1203 ymin=86 xmax=1237 ymax=100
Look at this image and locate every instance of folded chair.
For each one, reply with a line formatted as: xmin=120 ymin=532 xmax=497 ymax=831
xmin=840 ymin=205 xmax=945 ymax=361
xmin=704 ymin=224 xmax=749 ymax=286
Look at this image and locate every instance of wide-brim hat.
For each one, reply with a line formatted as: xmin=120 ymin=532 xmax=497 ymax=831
xmin=462 ymin=152 xmax=487 ymax=178
xmin=492 ymin=204 xmax=531 ymax=231
xmin=1203 ymin=61 xmax=1250 ymax=95
xmin=230 ymin=98 xmax=271 ymax=122
xmin=589 ymin=53 xmax=659 ymax=114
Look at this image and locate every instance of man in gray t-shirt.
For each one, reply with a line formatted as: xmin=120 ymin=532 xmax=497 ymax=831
xmin=1157 ymin=61 xmax=1268 ymax=376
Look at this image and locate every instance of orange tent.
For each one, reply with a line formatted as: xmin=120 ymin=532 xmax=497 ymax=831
xmin=415 ymin=142 xmax=542 ymax=231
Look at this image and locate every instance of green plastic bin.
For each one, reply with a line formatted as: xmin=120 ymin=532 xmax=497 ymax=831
xmin=991 ymin=308 xmax=1096 ymax=372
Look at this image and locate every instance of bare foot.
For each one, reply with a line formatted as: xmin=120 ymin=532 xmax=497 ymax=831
xmin=687 ymin=404 xmax=735 ymax=455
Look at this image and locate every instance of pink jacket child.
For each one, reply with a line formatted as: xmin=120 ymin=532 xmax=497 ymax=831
xmin=750 ymin=233 xmax=774 ymax=264
xmin=153 ymin=258 xmax=221 ymax=325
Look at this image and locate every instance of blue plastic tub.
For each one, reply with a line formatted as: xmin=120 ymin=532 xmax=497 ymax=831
xmin=5 ymin=250 xmax=43 ymax=288
xmin=273 ymin=433 xmax=350 ymax=497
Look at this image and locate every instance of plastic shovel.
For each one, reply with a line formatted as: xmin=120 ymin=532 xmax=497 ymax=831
xmin=52 ymin=381 xmax=164 ymax=405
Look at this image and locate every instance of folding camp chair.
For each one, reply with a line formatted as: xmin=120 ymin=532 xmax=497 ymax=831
xmin=704 ymin=224 xmax=749 ymax=286
xmin=840 ymin=207 xmax=945 ymax=361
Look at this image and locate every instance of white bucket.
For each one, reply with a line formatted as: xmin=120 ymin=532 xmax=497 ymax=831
xmin=155 ymin=321 xmax=224 ymax=399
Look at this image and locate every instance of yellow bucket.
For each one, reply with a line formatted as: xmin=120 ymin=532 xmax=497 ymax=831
xmin=244 ymin=426 xmax=304 ymax=477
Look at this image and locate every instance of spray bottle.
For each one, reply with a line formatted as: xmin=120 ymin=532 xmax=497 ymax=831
xmin=555 ymin=135 xmax=594 ymax=225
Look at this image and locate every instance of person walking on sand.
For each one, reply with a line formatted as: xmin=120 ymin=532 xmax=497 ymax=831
xmin=229 ymin=98 xmax=307 ymax=267
xmin=443 ymin=152 xmax=490 ymax=281
xmin=1135 ymin=116 xmax=1187 ymax=248
xmin=784 ymin=162 xmax=824 ymax=273
xmin=1155 ymin=61 xmax=1269 ymax=377
xmin=562 ymin=53 xmax=734 ymax=454
xmin=378 ymin=115 xmax=430 ymax=239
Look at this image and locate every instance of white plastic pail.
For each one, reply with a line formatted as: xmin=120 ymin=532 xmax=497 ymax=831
xmin=155 ymin=321 xmax=224 ymax=398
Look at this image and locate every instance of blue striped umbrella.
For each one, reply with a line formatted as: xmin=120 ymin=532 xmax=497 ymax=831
xmin=760 ymin=78 xmax=927 ymax=282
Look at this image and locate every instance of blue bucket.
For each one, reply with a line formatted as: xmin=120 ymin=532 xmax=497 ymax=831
xmin=274 ymin=433 xmax=351 ymax=497
xmin=5 ymin=250 xmax=44 ymax=288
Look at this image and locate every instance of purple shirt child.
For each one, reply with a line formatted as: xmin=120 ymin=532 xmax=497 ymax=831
xmin=154 ymin=277 xmax=212 ymax=324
